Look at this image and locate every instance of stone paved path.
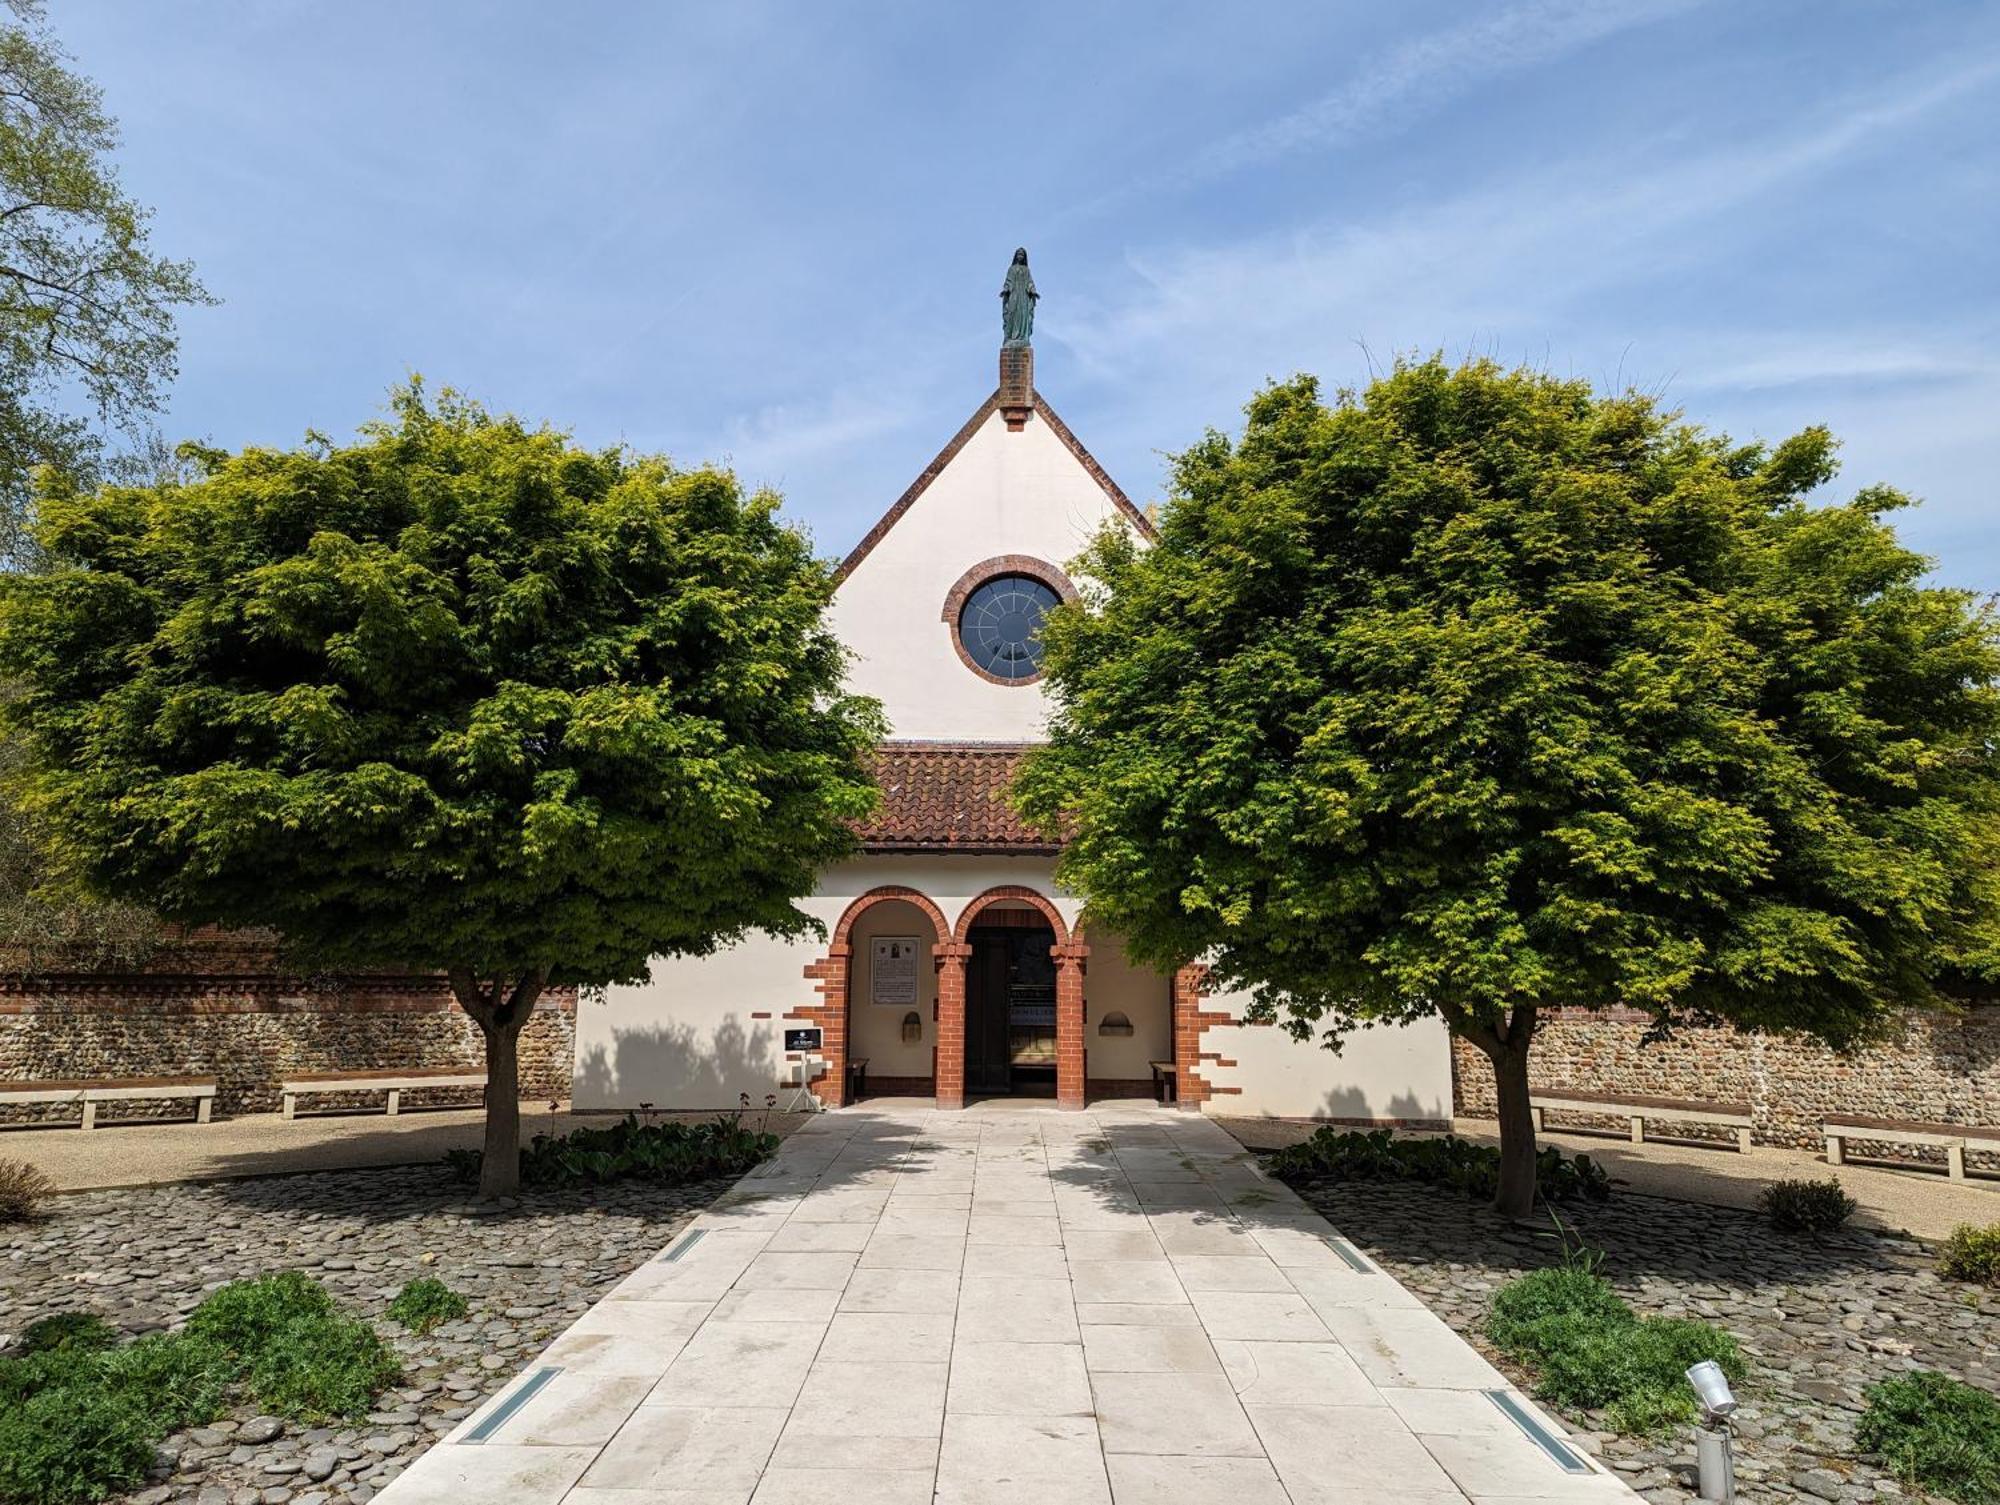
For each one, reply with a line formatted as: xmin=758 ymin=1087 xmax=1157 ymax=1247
xmin=372 ymin=1103 xmax=1638 ymax=1505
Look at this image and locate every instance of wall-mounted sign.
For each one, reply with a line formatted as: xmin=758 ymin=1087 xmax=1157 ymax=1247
xmin=871 ymin=936 xmax=920 ymax=1005
xmin=785 ymin=1027 xmax=823 ymax=1053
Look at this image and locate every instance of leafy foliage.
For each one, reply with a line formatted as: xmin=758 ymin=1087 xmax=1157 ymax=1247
xmin=1267 ymin=1127 xmax=1609 ymax=1203
xmin=0 ymin=382 xmax=881 ymax=1193
xmin=447 ymin=1111 xmax=780 ymax=1189
xmin=1938 ymin=1223 xmax=2000 ymax=1287
xmin=0 ymin=1158 xmax=52 ymax=1223
xmin=12 ymin=1316 xmax=113 ymax=1358
xmin=1758 ymin=1177 xmax=1857 ymax=1234
xmin=0 ymin=2 xmax=210 ymax=570
xmin=0 ymin=1273 xmax=390 ymax=1504
xmin=1858 ymin=1370 xmax=2000 ymax=1504
xmin=1489 ymin=1259 xmax=1745 ymax=1434
xmin=386 ymin=1278 xmax=469 ymax=1335
xmin=1019 ymin=358 xmax=2000 ymax=1213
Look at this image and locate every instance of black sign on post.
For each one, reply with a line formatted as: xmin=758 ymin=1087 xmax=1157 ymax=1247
xmin=785 ymin=1028 xmax=823 ymax=1053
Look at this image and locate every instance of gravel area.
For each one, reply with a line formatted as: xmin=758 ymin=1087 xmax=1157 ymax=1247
xmin=1265 ymin=1164 xmax=1994 ymax=1505
xmin=0 ymin=1161 xmax=734 ymax=1505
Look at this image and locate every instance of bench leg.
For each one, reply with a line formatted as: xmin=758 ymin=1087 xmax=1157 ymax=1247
xmin=80 ymin=1100 xmax=97 ymax=1130
xmin=386 ymin=1089 xmax=401 ymax=1116
xmin=1949 ymin=1144 xmax=1967 ymax=1181
xmin=197 ymin=1097 xmax=212 ymax=1125
xmin=1825 ymin=1133 xmax=1843 ymax=1166
xmin=1530 ymin=1106 xmax=1543 ymax=1133
xmin=1736 ymin=1126 xmax=1752 ymax=1153
xmin=282 ymin=1093 xmax=296 ymax=1121
xmin=1629 ymin=1116 xmax=1645 ymax=1144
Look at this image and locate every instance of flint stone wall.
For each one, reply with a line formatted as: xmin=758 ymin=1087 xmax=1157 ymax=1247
xmin=1450 ymin=1005 xmax=2000 ymax=1172
xmin=0 ymin=935 xmax=575 ymax=1123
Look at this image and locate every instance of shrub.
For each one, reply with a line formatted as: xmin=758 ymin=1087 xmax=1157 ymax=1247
xmin=0 ymin=1274 xmax=392 ymax=1503
xmin=188 ymin=1272 xmax=397 ymax=1421
xmin=0 ymin=1383 xmax=156 ymax=1505
xmin=1759 ymin=1177 xmax=1857 ymax=1234
xmin=1488 ymin=1260 xmax=1745 ymax=1435
xmin=13 ymin=1316 xmax=115 ymax=1358
xmin=1267 ymin=1128 xmax=1610 ymax=1204
xmin=387 ymin=1277 xmax=469 ymax=1335
xmin=447 ymin=1112 xmax=781 ymax=1190
xmin=1858 ymin=1370 xmax=2000 ymax=1504
xmin=0 ymin=1160 xmax=53 ymax=1224
xmin=1939 ymin=1223 xmax=2000 ymax=1287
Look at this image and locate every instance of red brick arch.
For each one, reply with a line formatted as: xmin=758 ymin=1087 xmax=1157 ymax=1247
xmin=797 ymin=887 xmax=952 ymax=1107
xmin=951 ymin=885 xmax=1071 ymax=945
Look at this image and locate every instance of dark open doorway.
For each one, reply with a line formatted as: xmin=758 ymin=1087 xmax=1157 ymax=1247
xmin=964 ymin=919 xmax=1059 ymax=1097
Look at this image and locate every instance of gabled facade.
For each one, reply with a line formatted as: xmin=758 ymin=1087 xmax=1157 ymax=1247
xmin=573 ymin=275 xmax=1453 ymax=1121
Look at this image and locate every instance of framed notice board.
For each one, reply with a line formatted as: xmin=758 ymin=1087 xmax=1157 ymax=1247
xmin=871 ymin=936 xmax=920 ymax=1005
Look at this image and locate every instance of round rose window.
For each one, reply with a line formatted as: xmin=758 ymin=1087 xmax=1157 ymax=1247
xmin=956 ymin=573 xmax=1061 ymax=683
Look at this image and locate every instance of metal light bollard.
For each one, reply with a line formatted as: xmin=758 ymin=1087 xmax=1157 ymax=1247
xmin=1686 ymin=1360 xmax=1738 ymax=1503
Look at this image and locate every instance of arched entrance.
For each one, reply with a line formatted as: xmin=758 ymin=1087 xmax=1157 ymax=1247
xmin=802 ymin=886 xmax=950 ymax=1108
xmin=949 ymin=887 xmax=1086 ymax=1110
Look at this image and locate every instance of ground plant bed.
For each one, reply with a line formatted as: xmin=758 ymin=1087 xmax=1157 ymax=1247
xmin=1263 ymin=1157 xmax=1998 ymax=1504
xmin=0 ymin=1162 xmax=732 ymax=1504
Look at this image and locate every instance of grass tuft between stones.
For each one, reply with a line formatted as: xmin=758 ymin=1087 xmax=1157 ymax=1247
xmin=386 ymin=1276 xmax=470 ymax=1335
xmin=1487 ymin=1254 xmax=1745 ymax=1435
xmin=1757 ymin=1176 xmax=1857 ymax=1234
xmin=1858 ymin=1370 xmax=2000 ymax=1505
xmin=0 ymin=1273 xmax=397 ymax=1505
xmin=1939 ymin=1222 xmax=2000 ymax=1287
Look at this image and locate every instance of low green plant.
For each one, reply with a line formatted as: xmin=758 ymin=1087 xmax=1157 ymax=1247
xmin=386 ymin=1277 xmax=469 ymax=1335
xmin=0 ymin=1160 xmax=53 ymax=1224
xmin=0 ymin=1275 xmax=398 ymax=1504
xmin=1758 ymin=1177 xmax=1858 ymax=1234
xmin=1488 ymin=1257 xmax=1745 ymax=1435
xmin=187 ymin=1272 xmax=396 ymax=1421
xmin=1858 ymin=1370 xmax=2000 ymax=1504
xmin=13 ymin=1316 xmax=116 ymax=1358
xmin=447 ymin=1112 xmax=780 ymax=1190
xmin=1267 ymin=1128 xmax=1610 ymax=1204
xmin=1939 ymin=1223 xmax=2000 ymax=1287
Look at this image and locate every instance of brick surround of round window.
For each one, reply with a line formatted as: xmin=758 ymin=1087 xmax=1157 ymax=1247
xmin=940 ymin=555 xmax=1077 ymax=686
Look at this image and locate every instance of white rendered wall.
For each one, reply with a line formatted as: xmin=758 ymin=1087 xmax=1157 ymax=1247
xmin=576 ymin=855 xmax=1089 ymax=1110
xmin=1197 ymin=994 xmax=1454 ymax=1123
xmin=830 ymin=407 xmax=1143 ymax=742
xmin=1082 ymin=935 xmax=1173 ymax=1083
xmin=846 ymin=898 xmax=939 ymax=1082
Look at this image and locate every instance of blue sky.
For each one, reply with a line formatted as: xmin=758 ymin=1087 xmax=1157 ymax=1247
xmin=58 ymin=1 xmax=2000 ymax=588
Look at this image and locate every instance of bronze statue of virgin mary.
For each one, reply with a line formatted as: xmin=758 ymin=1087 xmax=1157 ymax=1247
xmin=1001 ymin=248 xmax=1037 ymax=347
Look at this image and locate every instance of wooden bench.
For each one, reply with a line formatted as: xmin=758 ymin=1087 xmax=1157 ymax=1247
xmin=1823 ymin=1114 xmax=2000 ymax=1181
xmin=280 ymin=1067 xmax=485 ymax=1119
xmin=1 ymin=1076 xmax=217 ymax=1128
xmin=1149 ymin=1060 xmax=1179 ymax=1105
xmin=1531 ymin=1090 xmax=1754 ymax=1152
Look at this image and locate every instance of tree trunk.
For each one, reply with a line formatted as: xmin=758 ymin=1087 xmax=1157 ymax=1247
xmin=448 ymin=967 xmax=547 ymax=1201
xmin=1442 ymin=1001 xmax=1541 ymax=1220
xmin=1488 ymin=1030 xmax=1539 ymax=1220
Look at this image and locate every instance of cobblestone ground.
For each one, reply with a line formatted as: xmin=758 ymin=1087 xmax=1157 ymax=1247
xmin=1269 ymin=1166 xmax=1994 ymax=1505
xmin=0 ymin=1161 xmax=736 ymax=1505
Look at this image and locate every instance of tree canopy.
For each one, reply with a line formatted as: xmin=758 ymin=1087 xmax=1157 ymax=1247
xmin=0 ymin=1 xmax=210 ymax=568
xmin=0 ymin=383 xmax=882 ymax=1191
xmin=1018 ymin=358 xmax=2000 ymax=1213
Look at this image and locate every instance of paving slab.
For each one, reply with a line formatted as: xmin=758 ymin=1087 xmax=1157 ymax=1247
xmin=371 ymin=1101 xmax=1638 ymax=1504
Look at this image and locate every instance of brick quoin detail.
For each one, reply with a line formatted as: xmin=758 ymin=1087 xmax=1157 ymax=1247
xmin=1172 ymin=963 xmax=1236 ymax=1107
xmin=800 ymin=886 xmax=950 ymax=1108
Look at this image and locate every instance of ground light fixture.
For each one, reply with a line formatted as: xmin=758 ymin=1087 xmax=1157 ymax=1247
xmin=1686 ymin=1360 xmax=1738 ymax=1503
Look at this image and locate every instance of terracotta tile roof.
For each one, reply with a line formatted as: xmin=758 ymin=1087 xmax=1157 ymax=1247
xmin=854 ymin=742 xmax=1060 ymax=853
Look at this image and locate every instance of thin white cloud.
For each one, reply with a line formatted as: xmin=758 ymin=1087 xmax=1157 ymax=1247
xmin=1067 ymin=0 xmax=1712 ymax=222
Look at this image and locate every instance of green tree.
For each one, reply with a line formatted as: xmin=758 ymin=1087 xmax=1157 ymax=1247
xmin=0 ymin=383 xmax=882 ymax=1195
xmin=1018 ymin=359 xmax=2000 ymax=1217
xmin=0 ymin=0 xmax=210 ymax=568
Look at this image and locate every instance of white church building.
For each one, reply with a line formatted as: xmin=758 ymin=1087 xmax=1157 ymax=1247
xmin=574 ymin=265 xmax=1453 ymax=1122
